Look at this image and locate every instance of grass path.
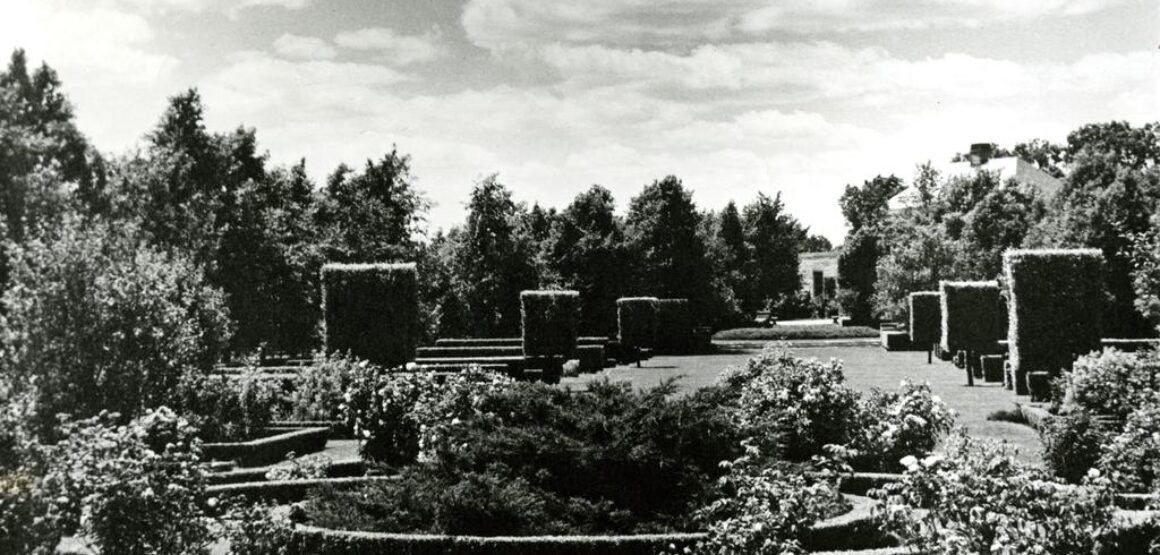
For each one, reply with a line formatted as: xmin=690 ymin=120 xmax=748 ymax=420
xmin=562 ymin=345 xmax=1043 ymax=465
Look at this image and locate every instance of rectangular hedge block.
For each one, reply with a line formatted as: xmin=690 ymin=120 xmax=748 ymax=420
xmin=655 ymin=298 xmax=693 ymax=353
xmin=322 ymin=263 xmax=418 ymax=367
xmin=981 ymin=355 xmax=1005 ymax=383
xmin=576 ymin=345 xmax=605 ymax=373
xmin=520 ymin=290 xmax=581 ymax=358
xmin=1004 ymin=249 xmax=1104 ymax=383
xmin=881 ymin=330 xmax=909 ymax=351
xmin=617 ymin=297 xmax=658 ymax=349
xmin=940 ymin=281 xmax=1007 ymax=353
xmin=908 ymin=291 xmax=941 ymax=346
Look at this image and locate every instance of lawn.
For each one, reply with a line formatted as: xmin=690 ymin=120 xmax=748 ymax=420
xmin=714 ymin=325 xmax=879 ymax=341
xmin=562 ymin=345 xmax=1044 ymax=465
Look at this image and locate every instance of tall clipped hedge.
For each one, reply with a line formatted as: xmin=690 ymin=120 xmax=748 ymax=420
xmin=656 ymin=298 xmax=692 ymax=353
xmin=940 ymin=281 xmax=1007 ymax=352
xmin=908 ymin=292 xmax=941 ymax=346
xmin=1004 ymin=249 xmax=1104 ymax=380
xmin=321 ymin=263 xmax=418 ymax=367
xmin=617 ymin=297 xmax=658 ymax=349
xmin=520 ymin=290 xmax=580 ymax=358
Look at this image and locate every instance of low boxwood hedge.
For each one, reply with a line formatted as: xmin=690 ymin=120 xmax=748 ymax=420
xmin=321 ymin=263 xmax=418 ymax=367
xmin=202 ymin=427 xmax=329 ymax=467
xmin=1003 ymin=249 xmax=1104 ymax=384
xmin=520 ymin=290 xmax=581 ymax=358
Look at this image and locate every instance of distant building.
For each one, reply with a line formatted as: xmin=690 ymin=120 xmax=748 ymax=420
xmin=799 ymin=251 xmax=840 ymax=296
xmin=890 ymin=143 xmax=1064 ymax=210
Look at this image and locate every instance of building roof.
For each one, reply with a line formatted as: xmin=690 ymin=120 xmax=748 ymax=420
xmin=889 ymin=155 xmax=1063 ymax=210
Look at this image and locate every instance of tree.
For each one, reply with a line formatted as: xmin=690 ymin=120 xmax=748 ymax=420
xmin=1131 ymin=215 xmax=1160 ymax=334
xmin=839 ymin=175 xmax=904 ymax=234
xmin=799 ymin=234 xmax=832 ymax=253
xmin=544 ymin=185 xmax=628 ymax=336
xmin=449 ymin=175 xmax=540 ymax=336
xmin=315 ymin=148 xmax=429 ymax=263
xmin=836 ymin=175 xmax=903 ymax=323
xmin=624 ymin=176 xmax=715 ymax=324
xmin=740 ymin=192 xmax=802 ymax=316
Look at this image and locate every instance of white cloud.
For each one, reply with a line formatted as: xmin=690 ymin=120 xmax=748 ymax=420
xmin=462 ymin=0 xmax=1123 ymax=50
xmin=334 ymin=27 xmax=446 ymax=65
xmin=273 ymin=34 xmax=337 ymax=60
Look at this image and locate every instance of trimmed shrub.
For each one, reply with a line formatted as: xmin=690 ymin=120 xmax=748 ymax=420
xmin=321 ymin=263 xmax=418 ymax=367
xmin=907 ymin=292 xmax=940 ymax=346
xmin=576 ymin=345 xmax=605 ymax=373
xmin=655 ymin=298 xmax=693 ymax=353
xmin=1003 ymin=249 xmax=1105 ymax=381
xmin=939 ymin=281 xmax=1006 ymax=353
xmin=617 ymin=297 xmax=658 ymax=349
xmin=520 ymin=290 xmax=581 ymax=358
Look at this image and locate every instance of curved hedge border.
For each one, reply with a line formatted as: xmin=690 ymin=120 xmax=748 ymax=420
xmin=288 ymin=495 xmax=891 ymax=555
xmin=202 ymin=427 xmax=329 ymax=467
xmin=209 ymin=476 xmax=397 ymax=504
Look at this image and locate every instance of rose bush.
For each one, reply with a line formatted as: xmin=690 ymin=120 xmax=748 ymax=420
xmin=843 ymin=380 xmax=956 ymax=472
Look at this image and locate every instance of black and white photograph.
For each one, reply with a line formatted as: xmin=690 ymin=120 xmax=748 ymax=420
xmin=1 ymin=1 xmax=1158 ymax=553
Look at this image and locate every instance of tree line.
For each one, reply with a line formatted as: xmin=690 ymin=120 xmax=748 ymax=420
xmin=0 ymin=49 xmax=832 ymax=358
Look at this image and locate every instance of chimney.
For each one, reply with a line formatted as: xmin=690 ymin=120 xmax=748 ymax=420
xmin=969 ymin=143 xmax=994 ymax=167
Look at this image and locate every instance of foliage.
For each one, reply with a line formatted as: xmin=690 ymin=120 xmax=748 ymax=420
xmin=837 ymin=231 xmax=881 ymax=323
xmin=520 ymin=290 xmax=580 ymax=357
xmin=908 ymin=291 xmax=941 ymax=345
xmin=315 ymin=148 xmax=429 ymax=263
xmin=738 ymin=192 xmax=803 ymax=316
xmin=722 ymin=348 xmax=861 ymax=460
xmin=544 ymin=185 xmax=631 ymax=336
xmin=312 ymin=379 xmax=742 ymax=535
xmin=939 ymin=281 xmax=1006 ymax=352
xmin=289 ymin=352 xmax=375 ymax=423
xmin=1097 ymin=402 xmax=1160 ymax=493
xmin=0 ymin=384 xmax=58 ymax=555
xmin=342 ymin=366 xmax=515 ymax=465
xmin=1131 ymin=215 xmax=1160 ymax=334
xmin=842 ymin=380 xmax=955 ymax=472
xmin=0 ymin=217 xmax=231 ymax=435
xmin=1040 ymin=409 xmax=1110 ymax=485
xmin=221 ymin=502 xmax=295 ymax=555
xmin=874 ymin=221 xmax=963 ymax=320
xmin=617 ymin=297 xmax=658 ymax=348
xmin=839 ymin=175 xmax=904 ymax=234
xmin=178 ymin=367 xmax=279 ymax=443
xmin=1004 ymin=248 xmax=1105 ymax=380
xmin=321 ymin=262 xmax=418 ymax=367
xmin=265 ymin=453 xmax=332 ymax=482
xmin=690 ymin=442 xmax=846 ymax=555
xmin=1025 ymin=121 xmax=1160 ymax=338
xmin=43 ymin=408 xmax=212 ymax=555
xmin=1062 ymin=348 xmax=1160 ymax=419
xmin=875 ymin=434 xmax=1120 ymax=555
xmin=624 ymin=176 xmax=718 ymax=327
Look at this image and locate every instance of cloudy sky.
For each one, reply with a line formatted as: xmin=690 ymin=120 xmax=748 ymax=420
xmin=3 ymin=0 xmax=1157 ymax=240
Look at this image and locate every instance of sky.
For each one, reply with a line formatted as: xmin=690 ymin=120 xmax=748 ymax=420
xmin=2 ymin=0 xmax=1158 ymax=241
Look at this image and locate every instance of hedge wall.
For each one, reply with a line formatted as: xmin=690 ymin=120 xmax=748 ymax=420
xmin=655 ymin=298 xmax=692 ymax=353
xmin=1004 ymin=249 xmax=1105 ymax=380
xmin=940 ymin=281 xmax=1007 ymax=352
xmin=520 ymin=290 xmax=581 ymax=358
xmin=908 ymin=292 xmax=941 ymax=346
xmin=321 ymin=263 xmax=418 ymax=367
xmin=576 ymin=345 xmax=605 ymax=373
xmin=617 ymin=297 xmax=658 ymax=349
xmin=290 ymin=527 xmax=704 ymax=555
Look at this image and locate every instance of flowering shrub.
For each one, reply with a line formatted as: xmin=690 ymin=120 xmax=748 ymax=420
xmin=179 ymin=367 xmax=280 ymax=442
xmin=265 ymin=453 xmax=331 ymax=481
xmin=289 ymin=352 xmax=375 ymax=424
xmin=875 ymin=434 xmax=1119 ymax=555
xmin=42 ymin=407 xmax=212 ymax=555
xmin=722 ymin=348 xmax=954 ymax=470
xmin=1040 ymin=409 xmax=1111 ymax=484
xmin=843 ymin=380 xmax=955 ymax=472
xmin=690 ymin=441 xmax=846 ymax=555
xmin=1097 ymin=402 xmax=1160 ymax=493
xmin=343 ymin=366 xmax=514 ymax=464
xmin=723 ymin=348 xmax=860 ymax=460
xmin=1061 ymin=348 xmax=1160 ymax=419
xmin=221 ymin=502 xmax=295 ymax=555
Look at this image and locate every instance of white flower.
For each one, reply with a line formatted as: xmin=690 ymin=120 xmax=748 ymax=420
xmin=922 ymin=455 xmax=944 ymax=467
xmin=1087 ymin=468 xmax=1101 ymax=479
xmin=900 ymin=455 xmax=919 ymax=470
